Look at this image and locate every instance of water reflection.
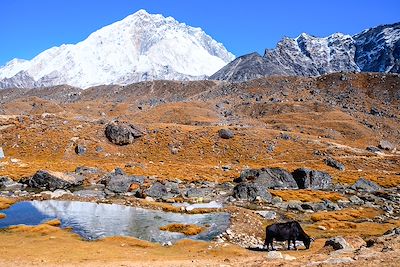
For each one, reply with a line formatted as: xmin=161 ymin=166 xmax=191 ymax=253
xmin=0 ymin=200 xmax=230 ymax=243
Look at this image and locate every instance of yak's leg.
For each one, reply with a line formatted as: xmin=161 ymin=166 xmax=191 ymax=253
xmin=287 ymin=240 xmax=291 ymax=250
xmin=270 ymin=240 xmax=275 ymax=251
xmin=293 ymin=239 xmax=297 ymax=250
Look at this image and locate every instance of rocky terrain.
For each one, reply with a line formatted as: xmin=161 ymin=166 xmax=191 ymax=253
xmin=211 ymin=22 xmax=400 ymax=82
xmin=0 ymin=72 xmax=400 ymax=266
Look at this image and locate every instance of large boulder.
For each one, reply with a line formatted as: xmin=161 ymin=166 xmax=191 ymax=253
xmin=218 ymin=129 xmax=234 ymax=139
xmin=350 ymin=178 xmax=381 ymax=192
xmin=378 ymin=140 xmax=395 ymax=151
xmin=324 ymin=236 xmax=352 ymax=250
xmin=0 ymin=176 xmax=22 ymax=190
xmin=100 ymin=169 xmax=145 ymax=193
xmin=105 ymin=121 xmax=143 ymax=145
xmin=233 ymin=182 xmax=272 ymax=202
xmin=145 ymin=182 xmax=168 ymax=199
xmin=236 ymin=168 xmax=298 ymax=189
xmin=28 ymin=170 xmax=84 ymax=191
xmin=292 ymin=168 xmax=332 ymax=189
xmin=324 ymin=158 xmax=345 ymax=171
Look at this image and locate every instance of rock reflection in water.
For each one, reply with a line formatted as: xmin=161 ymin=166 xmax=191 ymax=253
xmin=0 ymin=200 xmax=230 ymax=243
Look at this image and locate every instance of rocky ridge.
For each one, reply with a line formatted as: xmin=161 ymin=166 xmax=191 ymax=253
xmin=211 ymin=22 xmax=400 ymax=82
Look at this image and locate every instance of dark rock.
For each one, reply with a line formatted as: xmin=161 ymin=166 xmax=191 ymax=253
xmin=218 ymin=129 xmax=234 ymax=139
xmin=28 ymin=170 xmax=84 ymax=191
xmin=324 ymin=237 xmax=352 ymax=250
xmin=145 ymin=182 xmax=168 ymax=199
xmin=236 ymin=168 xmax=298 ymax=189
xmin=292 ymin=168 xmax=332 ymax=189
xmin=105 ymin=121 xmax=143 ymax=145
xmin=100 ymin=170 xmax=145 ymax=193
xmin=185 ymin=188 xmax=210 ymax=198
xmin=95 ymin=146 xmax=104 ymax=153
xmin=323 ymin=200 xmax=340 ymax=211
xmin=75 ymin=145 xmax=86 ymax=155
xmin=378 ymin=140 xmax=395 ymax=151
xmin=280 ymin=133 xmax=291 ymax=140
xmin=0 ymin=176 xmax=14 ymax=188
xmin=114 ymin=167 xmax=125 ymax=175
xmin=351 ymin=178 xmax=381 ymax=192
xmin=324 ymin=158 xmax=345 ymax=171
xmin=383 ymin=227 xmax=400 ymax=236
xmin=232 ymin=182 xmax=272 ymax=202
xmin=366 ymin=146 xmax=381 ymax=153
xmin=165 ymin=182 xmax=180 ymax=195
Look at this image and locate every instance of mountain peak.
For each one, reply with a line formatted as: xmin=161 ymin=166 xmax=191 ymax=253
xmin=0 ymin=11 xmax=234 ymax=89
xmin=211 ymin=21 xmax=399 ymax=82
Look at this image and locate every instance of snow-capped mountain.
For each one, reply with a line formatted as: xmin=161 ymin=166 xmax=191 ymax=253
xmin=211 ymin=22 xmax=400 ymax=82
xmin=0 ymin=9 xmax=235 ymax=89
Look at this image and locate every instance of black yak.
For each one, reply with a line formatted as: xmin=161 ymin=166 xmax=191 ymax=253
xmin=264 ymin=221 xmax=312 ymax=251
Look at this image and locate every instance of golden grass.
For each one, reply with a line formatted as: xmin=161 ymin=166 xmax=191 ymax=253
xmin=44 ymin=219 xmax=61 ymax=227
xmin=0 ymin=213 xmax=6 ymax=219
xmin=160 ymin=224 xmax=205 ymax=236
xmin=310 ymin=208 xmax=382 ymax=222
xmin=305 ymin=221 xmax=396 ymax=239
xmin=270 ymin=190 xmax=347 ymax=202
xmin=0 ymin=197 xmax=16 ymax=210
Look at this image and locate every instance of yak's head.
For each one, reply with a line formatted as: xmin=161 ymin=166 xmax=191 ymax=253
xmin=303 ymin=236 xmax=314 ymax=249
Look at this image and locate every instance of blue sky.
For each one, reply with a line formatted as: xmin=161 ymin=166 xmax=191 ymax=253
xmin=1 ymin=0 xmax=399 ymax=66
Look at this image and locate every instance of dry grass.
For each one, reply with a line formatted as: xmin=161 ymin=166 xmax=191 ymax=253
xmin=160 ymin=224 xmax=205 ymax=236
xmin=310 ymin=208 xmax=382 ymax=222
xmin=0 ymin=197 xmax=16 ymax=210
xmin=0 ymin=213 xmax=6 ymax=219
xmin=44 ymin=219 xmax=61 ymax=227
xmin=305 ymin=221 xmax=396 ymax=238
xmin=270 ymin=190 xmax=347 ymax=202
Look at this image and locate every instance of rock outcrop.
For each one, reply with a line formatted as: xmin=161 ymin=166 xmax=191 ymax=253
xmin=105 ymin=122 xmax=143 ymax=145
xmin=28 ymin=170 xmax=84 ymax=190
xmin=292 ymin=168 xmax=332 ymax=189
xmin=236 ymin=168 xmax=298 ymax=189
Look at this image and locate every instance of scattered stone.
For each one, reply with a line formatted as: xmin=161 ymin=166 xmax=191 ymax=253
xmin=233 ymin=182 xmax=272 ymax=202
xmin=324 ymin=236 xmax=352 ymax=250
xmin=105 ymin=121 xmax=143 ymax=145
xmin=73 ymin=190 xmax=106 ymax=199
xmin=145 ymin=182 xmax=168 ymax=199
xmin=237 ymin=168 xmax=298 ymax=189
xmin=349 ymin=195 xmax=364 ymax=205
xmin=100 ymin=169 xmax=145 ymax=193
xmin=351 ymin=178 xmax=381 ymax=192
xmin=366 ymin=146 xmax=381 ymax=153
xmin=378 ymin=140 xmax=395 ymax=151
xmin=218 ymin=129 xmax=234 ymax=139
xmin=267 ymin=251 xmax=283 ymax=259
xmin=28 ymin=170 xmax=84 ymax=191
xmin=0 ymin=176 xmax=22 ymax=190
xmin=317 ymin=226 xmax=327 ymax=231
xmin=74 ymin=145 xmax=86 ymax=155
xmin=292 ymin=168 xmax=332 ymax=189
xmin=324 ymin=158 xmax=345 ymax=171
xmin=255 ymin=211 xmax=277 ymax=220
xmin=0 ymin=147 xmax=4 ymax=159
xmin=185 ymin=188 xmax=210 ymax=198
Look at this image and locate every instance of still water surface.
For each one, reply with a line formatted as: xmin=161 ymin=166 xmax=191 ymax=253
xmin=0 ymin=200 xmax=230 ymax=243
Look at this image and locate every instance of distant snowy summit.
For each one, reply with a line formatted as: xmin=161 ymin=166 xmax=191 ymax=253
xmin=0 ymin=9 xmax=235 ymax=89
xmin=211 ymin=22 xmax=400 ymax=82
